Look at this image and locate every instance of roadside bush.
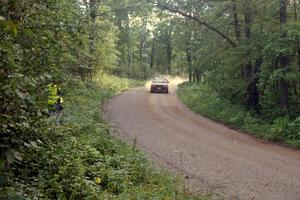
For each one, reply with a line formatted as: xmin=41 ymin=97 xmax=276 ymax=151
xmin=177 ymin=82 xmax=300 ymax=148
xmin=267 ymin=117 xmax=300 ymax=146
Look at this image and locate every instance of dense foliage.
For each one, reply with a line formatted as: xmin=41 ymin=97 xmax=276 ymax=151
xmin=0 ymin=0 xmax=115 ymax=188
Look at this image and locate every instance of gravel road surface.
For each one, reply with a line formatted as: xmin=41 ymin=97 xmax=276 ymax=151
xmin=104 ymin=80 xmax=300 ymax=200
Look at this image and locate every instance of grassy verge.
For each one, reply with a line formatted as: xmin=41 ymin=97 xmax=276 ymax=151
xmin=2 ymin=76 xmax=208 ymax=199
xmin=177 ymin=82 xmax=300 ymax=148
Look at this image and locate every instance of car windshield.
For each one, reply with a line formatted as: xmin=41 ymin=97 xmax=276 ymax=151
xmin=152 ymin=79 xmax=168 ymax=83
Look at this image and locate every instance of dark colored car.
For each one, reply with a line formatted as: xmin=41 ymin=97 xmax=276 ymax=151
xmin=150 ymin=78 xmax=169 ymax=93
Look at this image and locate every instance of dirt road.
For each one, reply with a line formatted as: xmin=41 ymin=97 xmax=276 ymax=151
xmin=104 ymin=80 xmax=300 ymax=200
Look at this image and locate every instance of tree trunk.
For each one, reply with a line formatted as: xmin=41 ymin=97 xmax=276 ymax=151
xmin=186 ymin=47 xmax=192 ymax=82
xmin=296 ymin=6 xmax=300 ymax=75
xmin=140 ymin=15 xmax=148 ymax=64
xmin=192 ymin=68 xmax=196 ymax=83
xmin=88 ymin=0 xmax=97 ymax=77
xmin=125 ymin=20 xmax=131 ymax=76
xmin=247 ymin=58 xmax=263 ymax=113
xmin=298 ymin=42 xmax=300 ymax=71
xmin=166 ymin=29 xmax=172 ymax=75
xmin=244 ymin=0 xmax=251 ymax=39
xmin=196 ymin=68 xmax=201 ymax=82
xmin=231 ymin=0 xmax=241 ymax=42
xmin=243 ymin=0 xmax=261 ymax=112
xmin=279 ymin=0 xmax=290 ymax=111
xmin=294 ymin=0 xmax=298 ymax=20
xmin=150 ymin=38 xmax=156 ymax=69
xmin=139 ymin=37 xmax=143 ymax=62
xmin=127 ymin=42 xmax=131 ymax=77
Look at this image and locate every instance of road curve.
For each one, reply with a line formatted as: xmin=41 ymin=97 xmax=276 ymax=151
xmin=104 ymin=81 xmax=300 ymax=200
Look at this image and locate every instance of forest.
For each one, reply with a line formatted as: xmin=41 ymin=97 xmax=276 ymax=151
xmin=1 ymin=0 xmax=300 ymax=199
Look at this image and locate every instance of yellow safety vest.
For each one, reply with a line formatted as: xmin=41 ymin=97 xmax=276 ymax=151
xmin=47 ymin=84 xmax=63 ymax=106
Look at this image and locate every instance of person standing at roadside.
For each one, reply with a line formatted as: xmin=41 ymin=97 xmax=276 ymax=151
xmin=47 ymin=80 xmax=64 ymax=115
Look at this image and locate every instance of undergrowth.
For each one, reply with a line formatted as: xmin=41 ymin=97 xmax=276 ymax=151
xmin=177 ymin=82 xmax=300 ymax=148
xmin=1 ymin=76 xmax=208 ymax=199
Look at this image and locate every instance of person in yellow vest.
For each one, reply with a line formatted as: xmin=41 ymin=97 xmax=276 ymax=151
xmin=47 ymin=81 xmax=64 ymax=114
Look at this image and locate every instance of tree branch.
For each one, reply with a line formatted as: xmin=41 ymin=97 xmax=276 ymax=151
xmin=146 ymin=0 xmax=238 ymax=47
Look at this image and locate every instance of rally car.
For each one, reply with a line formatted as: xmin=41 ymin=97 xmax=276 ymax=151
xmin=150 ymin=78 xmax=169 ymax=94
